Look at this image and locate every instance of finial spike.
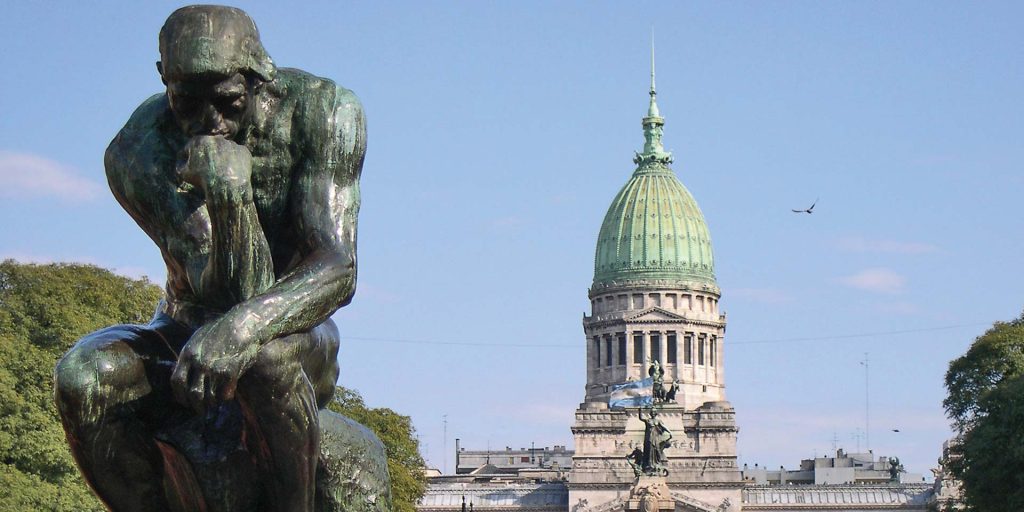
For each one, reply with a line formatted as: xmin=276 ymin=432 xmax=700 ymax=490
xmin=650 ymin=27 xmax=656 ymax=95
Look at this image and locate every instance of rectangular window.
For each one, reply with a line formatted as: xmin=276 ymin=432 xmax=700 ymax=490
xmin=697 ymin=296 xmax=705 ymax=312
xmin=618 ymin=294 xmax=628 ymax=309
xmin=521 ymin=457 xmax=530 ymax=463
xmin=684 ymin=336 xmax=693 ymax=364
xmin=605 ymin=336 xmax=613 ymax=367
xmin=633 ymin=333 xmax=643 ymax=363
xmin=618 ymin=334 xmax=627 ymax=365
xmin=649 ymin=333 xmax=661 ymax=363
xmin=667 ymin=333 xmax=677 ymax=364
xmin=649 ymin=293 xmax=661 ymax=307
xmin=632 ymin=294 xmax=644 ymax=309
xmin=594 ymin=337 xmax=601 ymax=367
xmin=666 ymin=293 xmax=677 ymax=309
xmin=698 ymin=337 xmax=706 ymax=366
xmin=710 ymin=337 xmax=717 ymax=367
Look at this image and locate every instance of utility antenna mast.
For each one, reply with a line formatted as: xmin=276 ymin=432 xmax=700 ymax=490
xmin=860 ymin=353 xmax=870 ymax=452
xmin=442 ymin=414 xmax=448 ymax=474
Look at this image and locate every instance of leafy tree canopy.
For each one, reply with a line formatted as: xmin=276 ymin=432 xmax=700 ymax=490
xmin=943 ymin=313 xmax=1024 ymax=511
xmin=329 ymin=386 xmax=427 ymax=512
xmin=0 ymin=260 xmax=162 ymax=512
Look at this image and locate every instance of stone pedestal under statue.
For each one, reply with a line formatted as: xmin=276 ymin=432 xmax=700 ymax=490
xmin=626 ymin=476 xmax=674 ymax=512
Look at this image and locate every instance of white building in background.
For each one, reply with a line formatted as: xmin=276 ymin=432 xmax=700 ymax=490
xmin=418 ymin=59 xmax=942 ymax=512
xmin=741 ymin=449 xmax=925 ymax=485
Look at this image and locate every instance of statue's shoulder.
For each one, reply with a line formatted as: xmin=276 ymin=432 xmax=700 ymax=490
xmin=105 ymin=94 xmax=177 ymax=194
xmin=275 ymin=68 xmax=360 ymax=104
xmin=105 ymin=94 xmax=175 ymax=173
xmin=274 ymin=68 xmax=363 ymax=133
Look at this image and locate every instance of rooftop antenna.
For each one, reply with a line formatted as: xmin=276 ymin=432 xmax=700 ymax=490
xmin=860 ymin=353 xmax=871 ymax=452
xmin=442 ymin=414 xmax=448 ymax=474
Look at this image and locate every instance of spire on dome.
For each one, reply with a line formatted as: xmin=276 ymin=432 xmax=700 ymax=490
xmin=635 ymin=31 xmax=672 ymax=167
xmin=648 ymin=33 xmax=660 ymax=118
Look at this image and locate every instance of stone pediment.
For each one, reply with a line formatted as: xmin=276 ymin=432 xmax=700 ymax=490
xmin=579 ymin=492 xmax=723 ymax=512
xmin=624 ymin=307 xmax=687 ymax=323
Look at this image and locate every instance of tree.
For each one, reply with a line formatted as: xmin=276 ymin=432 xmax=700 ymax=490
xmin=943 ymin=313 xmax=1024 ymax=511
xmin=0 ymin=260 xmax=162 ymax=511
xmin=329 ymin=386 xmax=427 ymax=512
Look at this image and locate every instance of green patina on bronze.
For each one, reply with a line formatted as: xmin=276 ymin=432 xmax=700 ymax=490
xmin=593 ymin=49 xmax=716 ymax=289
xmin=53 ymin=6 xmax=389 ymax=511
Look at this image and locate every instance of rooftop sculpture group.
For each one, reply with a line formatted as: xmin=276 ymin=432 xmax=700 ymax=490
xmin=53 ymin=5 xmax=387 ymax=511
xmin=625 ymin=362 xmax=675 ymax=479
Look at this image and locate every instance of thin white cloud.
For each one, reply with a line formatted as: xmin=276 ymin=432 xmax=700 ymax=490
xmin=835 ymin=236 xmax=938 ymax=255
xmin=837 ymin=268 xmax=906 ymax=294
xmin=731 ymin=287 xmax=793 ymax=304
xmin=0 ymin=151 xmax=103 ymax=201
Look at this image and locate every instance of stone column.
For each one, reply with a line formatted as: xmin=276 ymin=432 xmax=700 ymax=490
xmin=640 ymin=331 xmax=649 ymax=367
xmin=659 ymin=331 xmax=667 ymax=368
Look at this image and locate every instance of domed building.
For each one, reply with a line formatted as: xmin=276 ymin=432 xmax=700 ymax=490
xmin=585 ymin=64 xmax=724 ymax=410
xmin=566 ymin=60 xmax=744 ymax=512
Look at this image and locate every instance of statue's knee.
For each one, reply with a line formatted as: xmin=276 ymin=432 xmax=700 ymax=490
xmin=54 ymin=333 xmax=149 ymax=419
xmin=54 ymin=348 xmax=101 ymax=415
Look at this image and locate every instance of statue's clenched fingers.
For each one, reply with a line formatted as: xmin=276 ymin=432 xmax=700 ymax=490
xmin=187 ymin=371 xmax=207 ymax=414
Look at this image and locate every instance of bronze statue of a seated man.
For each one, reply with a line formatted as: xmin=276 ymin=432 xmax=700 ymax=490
xmin=53 ymin=6 xmax=384 ymax=511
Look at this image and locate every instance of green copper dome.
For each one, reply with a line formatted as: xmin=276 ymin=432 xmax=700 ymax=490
xmin=593 ymin=65 xmax=716 ymax=288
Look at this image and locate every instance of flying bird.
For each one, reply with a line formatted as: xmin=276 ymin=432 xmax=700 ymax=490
xmin=792 ymin=198 xmax=818 ymax=214
xmin=892 ymin=429 xmax=901 ymax=433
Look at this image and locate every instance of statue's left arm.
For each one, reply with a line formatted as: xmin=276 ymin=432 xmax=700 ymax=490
xmin=232 ymin=84 xmax=366 ymax=343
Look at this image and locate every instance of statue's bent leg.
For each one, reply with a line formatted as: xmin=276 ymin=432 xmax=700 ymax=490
xmin=53 ymin=316 xmax=191 ymax=511
xmin=238 ymin=319 xmax=340 ymax=512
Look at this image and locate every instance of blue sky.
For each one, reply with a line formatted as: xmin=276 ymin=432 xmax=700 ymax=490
xmin=2 ymin=1 xmax=1022 ymax=478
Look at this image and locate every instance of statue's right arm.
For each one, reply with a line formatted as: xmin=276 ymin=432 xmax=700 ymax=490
xmin=105 ymin=95 xmax=210 ymax=297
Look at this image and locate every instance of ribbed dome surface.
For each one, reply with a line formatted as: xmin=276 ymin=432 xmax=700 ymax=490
xmin=593 ymin=163 xmax=715 ymax=287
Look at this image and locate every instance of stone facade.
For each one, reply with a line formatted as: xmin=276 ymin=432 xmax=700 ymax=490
xmin=583 ymin=284 xmax=727 ymax=410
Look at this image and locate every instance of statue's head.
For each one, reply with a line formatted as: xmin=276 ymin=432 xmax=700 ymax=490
xmin=157 ymin=5 xmax=276 ymax=139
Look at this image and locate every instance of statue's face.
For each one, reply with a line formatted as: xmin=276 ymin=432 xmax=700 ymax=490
xmin=166 ymin=72 xmax=252 ymax=139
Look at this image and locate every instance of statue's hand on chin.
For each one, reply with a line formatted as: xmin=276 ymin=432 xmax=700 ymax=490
xmin=177 ymin=135 xmax=253 ymax=194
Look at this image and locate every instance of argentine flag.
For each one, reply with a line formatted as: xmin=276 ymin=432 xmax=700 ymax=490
xmin=609 ymin=377 xmax=654 ymax=409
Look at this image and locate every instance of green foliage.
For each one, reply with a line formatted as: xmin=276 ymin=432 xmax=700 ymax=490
xmin=0 ymin=260 xmax=162 ymax=512
xmin=329 ymin=386 xmax=427 ymax=512
xmin=943 ymin=313 xmax=1024 ymax=511
xmin=943 ymin=315 xmax=1024 ymax=432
